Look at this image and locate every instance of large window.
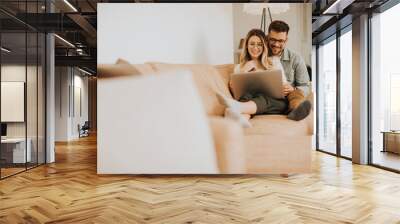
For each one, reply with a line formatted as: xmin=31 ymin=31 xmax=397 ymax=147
xmin=371 ymin=3 xmax=400 ymax=171
xmin=317 ymin=36 xmax=337 ymax=154
xmin=316 ymin=25 xmax=353 ymax=159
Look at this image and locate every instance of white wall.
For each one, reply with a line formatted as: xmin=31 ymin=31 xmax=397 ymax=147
xmin=1 ymin=82 xmax=24 ymax=122
xmin=1 ymin=66 xmax=26 ymax=140
xmin=233 ymin=3 xmax=312 ymax=65
xmin=98 ymin=3 xmax=234 ymax=65
xmin=55 ymin=67 xmax=69 ymax=141
xmin=1 ymin=66 xmax=26 ymax=125
xmin=1 ymin=65 xmax=37 ymax=138
xmin=72 ymin=74 xmax=89 ymax=138
xmin=55 ymin=67 xmax=89 ymax=141
xmin=1 ymin=65 xmax=26 ymax=81
xmin=1 ymin=64 xmax=46 ymax=164
xmin=98 ymin=3 xmax=311 ymax=65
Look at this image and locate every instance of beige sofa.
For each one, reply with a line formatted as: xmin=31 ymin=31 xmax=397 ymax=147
xmin=98 ymin=61 xmax=314 ymax=174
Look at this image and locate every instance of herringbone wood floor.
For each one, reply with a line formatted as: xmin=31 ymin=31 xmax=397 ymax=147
xmin=1 ymin=134 xmax=400 ymax=224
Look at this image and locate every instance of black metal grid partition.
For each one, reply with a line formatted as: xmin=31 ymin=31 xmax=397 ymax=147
xmin=0 ymin=0 xmax=47 ymax=179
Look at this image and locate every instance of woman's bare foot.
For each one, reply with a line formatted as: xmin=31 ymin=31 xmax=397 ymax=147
xmin=225 ymin=108 xmax=252 ymax=128
xmin=217 ymin=93 xmax=252 ymax=128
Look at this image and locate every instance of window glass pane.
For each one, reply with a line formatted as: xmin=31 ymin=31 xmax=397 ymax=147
xmin=0 ymin=1 xmax=46 ymax=179
xmin=27 ymin=31 xmax=38 ymax=169
xmin=340 ymin=29 xmax=352 ymax=158
xmin=318 ymin=37 xmax=337 ymax=154
xmin=1 ymin=31 xmax=28 ymax=177
xmin=371 ymin=3 xmax=400 ymax=171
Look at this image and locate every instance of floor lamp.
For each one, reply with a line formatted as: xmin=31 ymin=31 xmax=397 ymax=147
xmin=260 ymin=7 xmax=273 ymax=33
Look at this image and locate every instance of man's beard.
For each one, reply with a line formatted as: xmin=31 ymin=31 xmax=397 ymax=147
xmin=269 ymin=45 xmax=283 ymax=56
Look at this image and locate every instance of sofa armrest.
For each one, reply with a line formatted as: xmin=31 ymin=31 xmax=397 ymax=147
xmin=98 ymin=71 xmax=219 ymax=174
xmin=208 ymin=116 xmax=247 ymax=173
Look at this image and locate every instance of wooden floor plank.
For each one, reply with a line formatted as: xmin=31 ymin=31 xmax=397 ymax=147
xmin=0 ymin=134 xmax=400 ymax=223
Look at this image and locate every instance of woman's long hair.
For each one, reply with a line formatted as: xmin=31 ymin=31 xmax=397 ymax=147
xmin=239 ymin=29 xmax=271 ymax=70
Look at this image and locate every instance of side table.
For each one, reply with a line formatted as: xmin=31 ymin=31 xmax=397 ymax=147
xmin=381 ymin=131 xmax=400 ymax=154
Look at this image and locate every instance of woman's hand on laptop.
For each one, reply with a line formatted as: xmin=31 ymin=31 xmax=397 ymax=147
xmin=282 ymin=84 xmax=295 ymax=96
xmin=242 ymin=60 xmax=257 ymax=72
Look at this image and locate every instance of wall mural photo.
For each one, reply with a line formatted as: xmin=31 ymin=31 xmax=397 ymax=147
xmin=97 ymin=3 xmax=312 ymax=174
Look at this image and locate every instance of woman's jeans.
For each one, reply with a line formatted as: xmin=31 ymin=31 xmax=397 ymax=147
xmin=239 ymin=93 xmax=288 ymax=115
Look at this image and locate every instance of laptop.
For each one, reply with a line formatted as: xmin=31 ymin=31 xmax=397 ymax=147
xmin=230 ymin=69 xmax=284 ymax=100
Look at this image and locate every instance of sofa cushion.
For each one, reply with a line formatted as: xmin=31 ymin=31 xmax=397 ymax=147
xmin=245 ymin=114 xmax=311 ymax=136
xmin=244 ymin=134 xmax=312 ymax=173
xmin=149 ymin=63 xmax=233 ymax=116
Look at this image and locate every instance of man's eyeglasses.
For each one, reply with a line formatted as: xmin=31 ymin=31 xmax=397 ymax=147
xmin=268 ymin=38 xmax=286 ymax=45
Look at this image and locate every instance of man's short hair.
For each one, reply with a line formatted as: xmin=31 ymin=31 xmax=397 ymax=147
xmin=268 ymin=20 xmax=290 ymax=34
